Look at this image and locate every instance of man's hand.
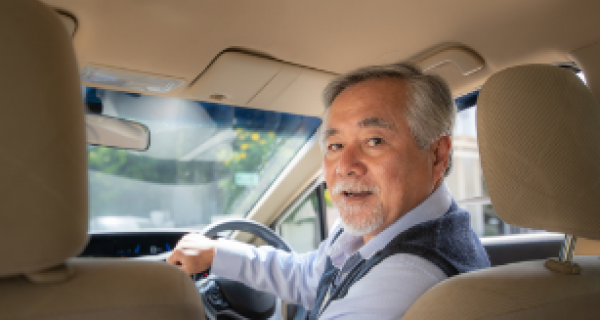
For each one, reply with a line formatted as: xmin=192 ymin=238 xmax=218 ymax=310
xmin=167 ymin=233 xmax=217 ymax=274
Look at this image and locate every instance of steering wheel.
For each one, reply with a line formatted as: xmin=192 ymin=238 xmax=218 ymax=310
xmin=194 ymin=218 xmax=293 ymax=320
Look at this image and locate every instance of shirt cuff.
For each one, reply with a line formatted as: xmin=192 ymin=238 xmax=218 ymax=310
xmin=210 ymin=239 xmax=252 ymax=280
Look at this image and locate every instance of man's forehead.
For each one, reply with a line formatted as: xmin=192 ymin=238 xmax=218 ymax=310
xmin=332 ymin=77 xmax=407 ymax=105
xmin=328 ymin=79 xmax=406 ymax=117
xmin=324 ymin=116 xmax=395 ymax=139
xmin=326 ymin=102 xmax=402 ymax=130
xmin=324 ymin=78 xmax=408 ymax=136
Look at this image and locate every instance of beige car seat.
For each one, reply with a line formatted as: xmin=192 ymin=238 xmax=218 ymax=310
xmin=404 ymin=64 xmax=600 ymax=319
xmin=0 ymin=0 xmax=205 ymax=319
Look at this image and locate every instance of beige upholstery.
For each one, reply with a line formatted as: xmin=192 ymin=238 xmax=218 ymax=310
xmin=1 ymin=259 xmax=204 ymax=320
xmin=36 ymin=0 xmax=600 ymax=99
xmin=477 ymin=65 xmax=600 ymax=240
xmin=0 ymin=0 xmax=204 ymax=319
xmin=0 ymin=0 xmax=88 ymax=277
xmin=575 ymin=238 xmax=600 ymax=256
xmin=404 ymin=256 xmax=600 ymax=320
xmin=404 ymin=65 xmax=600 ymax=319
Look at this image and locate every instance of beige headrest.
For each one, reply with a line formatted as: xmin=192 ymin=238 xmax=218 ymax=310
xmin=0 ymin=0 xmax=88 ymax=276
xmin=478 ymin=65 xmax=600 ymax=240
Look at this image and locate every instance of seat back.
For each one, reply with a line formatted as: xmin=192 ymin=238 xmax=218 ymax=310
xmin=0 ymin=1 xmax=204 ymax=319
xmin=404 ymin=65 xmax=600 ymax=319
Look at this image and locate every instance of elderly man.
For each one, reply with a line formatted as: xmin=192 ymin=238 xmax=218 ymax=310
xmin=168 ymin=62 xmax=490 ymax=318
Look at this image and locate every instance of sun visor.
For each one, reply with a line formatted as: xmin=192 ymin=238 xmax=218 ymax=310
xmin=376 ymin=44 xmax=485 ymax=96
xmin=416 ymin=46 xmax=485 ymax=96
xmin=185 ymin=52 xmax=335 ymax=117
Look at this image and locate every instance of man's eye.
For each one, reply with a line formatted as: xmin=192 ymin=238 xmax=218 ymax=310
xmin=328 ymin=143 xmax=343 ymax=151
xmin=366 ymin=138 xmax=383 ymax=147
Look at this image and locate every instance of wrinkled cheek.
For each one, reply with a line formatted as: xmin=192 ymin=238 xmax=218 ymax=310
xmin=384 ymin=174 xmax=407 ymax=201
xmin=323 ymin=159 xmax=337 ymax=177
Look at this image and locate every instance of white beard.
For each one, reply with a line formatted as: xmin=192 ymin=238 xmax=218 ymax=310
xmin=338 ymin=201 xmax=384 ymax=236
xmin=332 ymin=179 xmax=384 ymax=236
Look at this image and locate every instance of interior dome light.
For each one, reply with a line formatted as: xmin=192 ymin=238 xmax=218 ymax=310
xmin=81 ymin=66 xmax=185 ymax=93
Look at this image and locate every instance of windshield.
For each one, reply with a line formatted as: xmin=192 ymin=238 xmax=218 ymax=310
xmin=85 ymin=88 xmax=321 ymax=232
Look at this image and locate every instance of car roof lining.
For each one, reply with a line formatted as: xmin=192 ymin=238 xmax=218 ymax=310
xmin=44 ymin=0 xmax=600 ymax=103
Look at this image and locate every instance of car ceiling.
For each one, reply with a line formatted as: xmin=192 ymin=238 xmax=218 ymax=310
xmin=43 ymin=0 xmax=600 ymax=100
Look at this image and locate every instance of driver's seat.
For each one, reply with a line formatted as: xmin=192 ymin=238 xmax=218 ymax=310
xmin=0 ymin=1 xmax=204 ymax=319
xmin=404 ymin=65 xmax=600 ymax=319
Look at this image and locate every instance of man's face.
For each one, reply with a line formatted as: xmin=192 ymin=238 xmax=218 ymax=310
xmin=323 ymin=78 xmax=441 ymax=240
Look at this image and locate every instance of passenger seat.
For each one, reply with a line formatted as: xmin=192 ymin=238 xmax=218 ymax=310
xmin=0 ymin=1 xmax=205 ymax=319
xmin=404 ymin=64 xmax=600 ymax=319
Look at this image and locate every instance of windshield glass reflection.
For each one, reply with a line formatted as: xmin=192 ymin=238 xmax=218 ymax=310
xmin=85 ymin=88 xmax=321 ymax=232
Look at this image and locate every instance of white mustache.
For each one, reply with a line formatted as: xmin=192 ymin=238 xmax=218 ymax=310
xmin=331 ymin=180 xmax=380 ymax=195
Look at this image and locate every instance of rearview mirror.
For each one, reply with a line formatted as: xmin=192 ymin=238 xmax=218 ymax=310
xmin=86 ymin=113 xmax=150 ymax=151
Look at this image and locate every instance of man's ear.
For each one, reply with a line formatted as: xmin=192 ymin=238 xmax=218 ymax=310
xmin=431 ymin=135 xmax=452 ymax=183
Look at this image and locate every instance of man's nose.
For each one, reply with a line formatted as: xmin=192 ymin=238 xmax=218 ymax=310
xmin=336 ymin=145 xmax=367 ymax=177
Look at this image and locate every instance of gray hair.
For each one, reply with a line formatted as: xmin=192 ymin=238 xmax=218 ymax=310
xmin=321 ymin=62 xmax=456 ymax=175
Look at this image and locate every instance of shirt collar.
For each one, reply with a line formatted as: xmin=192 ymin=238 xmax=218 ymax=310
xmin=329 ymin=182 xmax=453 ymax=267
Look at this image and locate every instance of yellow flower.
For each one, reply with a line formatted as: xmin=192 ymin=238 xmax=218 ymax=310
xmin=324 ymin=189 xmax=332 ymax=202
xmin=224 ymin=160 xmax=230 ymax=166
xmin=241 ymin=143 xmax=249 ymax=150
xmin=239 ymin=153 xmax=247 ymax=159
xmin=236 ymin=128 xmax=243 ymax=133
xmin=216 ymin=149 xmax=229 ymax=161
xmin=252 ymin=133 xmax=260 ymax=141
xmin=259 ymin=140 xmax=266 ymax=145
xmin=268 ymin=132 xmax=275 ymax=138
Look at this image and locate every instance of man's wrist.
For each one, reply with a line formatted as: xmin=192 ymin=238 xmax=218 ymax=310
xmin=210 ymin=239 xmax=252 ymax=279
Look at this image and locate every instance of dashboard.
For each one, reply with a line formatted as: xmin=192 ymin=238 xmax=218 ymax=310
xmin=80 ymin=232 xmax=213 ymax=281
xmin=80 ymin=232 xmax=187 ymax=258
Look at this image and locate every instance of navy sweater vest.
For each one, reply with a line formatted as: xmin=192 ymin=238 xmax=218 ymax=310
xmin=308 ymin=202 xmax=490 ymax=319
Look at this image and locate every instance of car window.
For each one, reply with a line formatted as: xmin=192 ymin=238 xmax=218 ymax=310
xmin=85 ymin=87 xmax=321 ymax=232
xmin=278 ymin=187 xmax=323 ymax=253
xmin=445 ymin=105 xmax=502 ymax=236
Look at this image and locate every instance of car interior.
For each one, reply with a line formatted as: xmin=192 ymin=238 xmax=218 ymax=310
xmin=2 ymin=0 xmax=600 ymax=319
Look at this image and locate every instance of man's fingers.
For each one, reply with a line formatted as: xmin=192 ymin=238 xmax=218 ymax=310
xmin=168 ymin=249 xmax=195 ymax=274
xmin=166 ymin=233 xmax=216 ymax=274
xmin=166 ymin=249 xmax=183 ymax=267
xmin=180 ymin=261 xmax=195 ymax=274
